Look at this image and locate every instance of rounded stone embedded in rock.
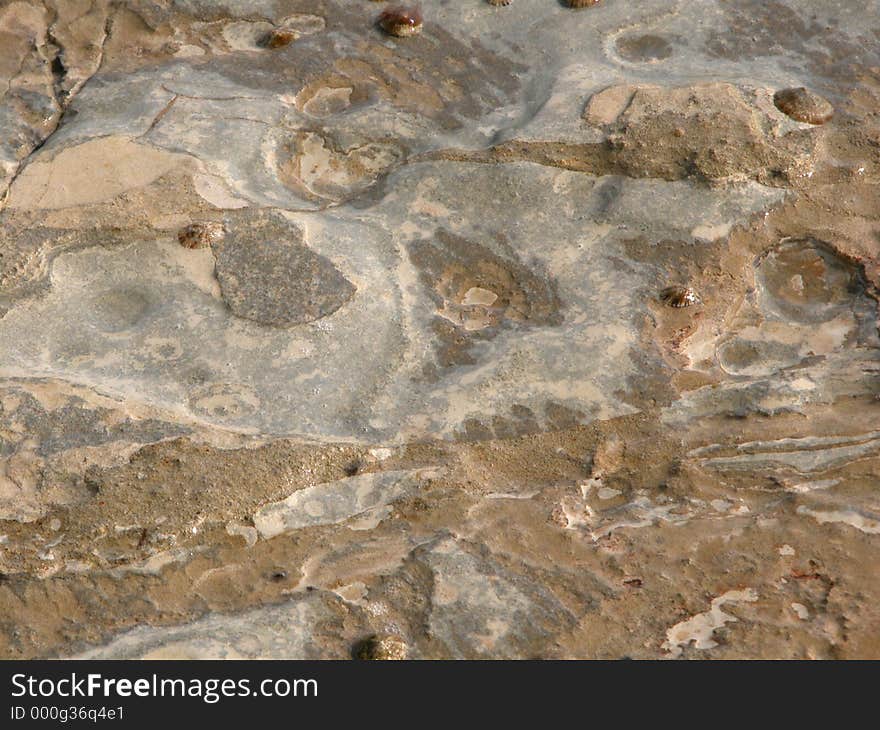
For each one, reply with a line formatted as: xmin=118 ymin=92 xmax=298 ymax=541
xmin=177 ymin=222 xmax=224 ymax=249
xmin=378 ymin=6 xmax=423 ymax=37
xmin=354 ymin=634 xmax=409 ymax=660
xmin=773 ymin=87 xmax=834 ymax=125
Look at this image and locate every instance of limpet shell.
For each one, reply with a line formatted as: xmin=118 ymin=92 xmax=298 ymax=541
xmin=566 ymin=0 xmax=601 ymax=7
xmin=488 ymin=0 xmax=512 ymax=5
xmin=378 ymin=5 xmax=423 ymax=37
xmin=773 ymin=87 xmax=834 ymax=125
xmin=659 ymin=285 xmax=700 ymax=308
xmin=260 ymin=29 xmax=296 ymax=49
xmin=177 ymin=221 xmax=225 ymax=249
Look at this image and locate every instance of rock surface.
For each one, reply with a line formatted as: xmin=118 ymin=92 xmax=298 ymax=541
xmin=0 ymin=0 xmax=878 ymax=660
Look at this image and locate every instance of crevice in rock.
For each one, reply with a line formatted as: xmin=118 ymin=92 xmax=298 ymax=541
xmin=0 ymin=3 xmax=117 ymax=211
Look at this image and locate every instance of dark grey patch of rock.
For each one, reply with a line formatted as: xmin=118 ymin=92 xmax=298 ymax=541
xmin=615 ymin=33 xmax=674 ymax=62
xmin=214 ymin=210 xmax=355 ymax=327
xmin=89 ymin=287 xmax=153 ymax=332
xmin=0 ymin=387 xmax=188 ymax=458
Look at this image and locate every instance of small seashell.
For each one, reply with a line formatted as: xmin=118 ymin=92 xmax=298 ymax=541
xmin=488 ymin=0 xmax=512 ymax=5
xmin=378 ymin=5 xmax=423 ymax=37
xmin=354 ymin=633 xmax=409 ymax=660
xmin=565 ymin=0 xmax=601 ymax=7
xmin=659 ymin=285 xmax=700 ymax=308
xmin=177 ymin=222 xmax=225 ymax=249
xmin=260 ymin=28 xmax=296 ymax=49
xmin=773 ymin=87 xmax=833 ymax=125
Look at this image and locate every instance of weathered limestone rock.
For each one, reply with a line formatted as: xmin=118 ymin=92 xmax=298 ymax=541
xmin=0 ymin=0 xmax=878 ymax=662
xmin=583 ymin=82 xmax=822 ymax=184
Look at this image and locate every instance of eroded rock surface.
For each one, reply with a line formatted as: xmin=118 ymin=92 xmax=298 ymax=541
xmin=213 ymin=209 xmax=356 ymax=326
xmin=0 ymin=0 xmax=878 ymax=661
xmin=583 ymin=82 xmax=821 ymax=184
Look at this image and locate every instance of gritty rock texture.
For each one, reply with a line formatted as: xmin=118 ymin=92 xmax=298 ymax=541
xmin=584 ymin=82 xmax=820 ymax=184
xmin=0 ymin=0 xmax=878 ymax=661
xmin=213 ymin=209 xmax=356 ymax=326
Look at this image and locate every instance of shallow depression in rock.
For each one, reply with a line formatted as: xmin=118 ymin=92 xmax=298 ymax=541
xmin=755 ymin=238 xmax=866 ymax=323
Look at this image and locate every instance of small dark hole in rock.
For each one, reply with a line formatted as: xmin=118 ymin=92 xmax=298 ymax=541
xmin=344 ymin=461 xmax=362 ymax=477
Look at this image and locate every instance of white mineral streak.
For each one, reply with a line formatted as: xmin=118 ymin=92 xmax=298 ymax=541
xmin=662 ymin=589 xmax=759 ymax=658
xmin=253 ymin=469 xmax=436 ymax=538
xmin=796 ymin=507 xmax=880 ymax=535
